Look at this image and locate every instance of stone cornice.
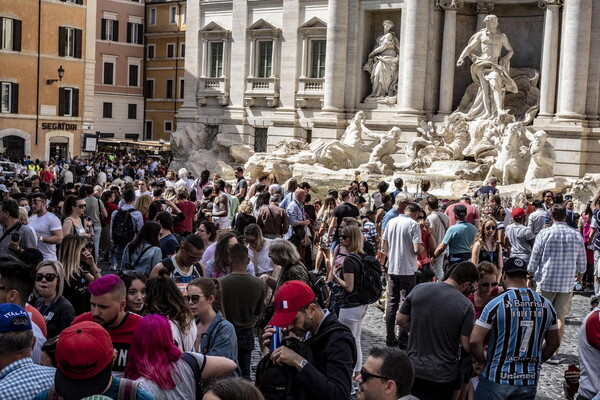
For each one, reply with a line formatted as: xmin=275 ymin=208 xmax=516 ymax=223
xmin=473 ymin=2 xmax=494 ymax=14
xmin=538 ymin=0 xmax=563 ymax=9
xmin=438 ymin=0 xmax=463 ymax=11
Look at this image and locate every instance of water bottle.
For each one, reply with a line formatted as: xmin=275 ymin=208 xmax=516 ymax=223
xmin=270 ymin=326 xmax=283 ymax=352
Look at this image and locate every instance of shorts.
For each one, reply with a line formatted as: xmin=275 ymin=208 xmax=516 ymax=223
xmin=537 ymin=290 xmax=573 ymax=317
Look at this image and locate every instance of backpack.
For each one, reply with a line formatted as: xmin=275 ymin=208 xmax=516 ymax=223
xmin=181 ymin=352 xmax=207 ymax=400
xmin=347 ymin=253 xmax=384 ymax=305
xmin=121 ymin=244 xmax=153 ymax=271
xmin=307 ymin=271 xmax=331 ymax=308
xmin=46 ymin=378 xmax=140 ymax=400
xmin=111 ymin=209 xmax=136 ymax=245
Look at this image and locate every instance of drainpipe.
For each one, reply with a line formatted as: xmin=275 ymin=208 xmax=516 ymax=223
xmin=35 ymin=0 xmax=42 ymax=147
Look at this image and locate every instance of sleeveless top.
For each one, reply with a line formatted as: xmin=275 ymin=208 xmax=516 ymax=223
xmin=478 ymin=242 xmax=500 ymax=267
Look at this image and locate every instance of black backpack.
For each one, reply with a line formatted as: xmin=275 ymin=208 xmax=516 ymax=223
xmin=111 ymin=209 xmax=136 ymax=245
xmin=307 ymin=271 xmax=331 ymax=308
xmin=347 ymin=253 xmax=384 ymax=305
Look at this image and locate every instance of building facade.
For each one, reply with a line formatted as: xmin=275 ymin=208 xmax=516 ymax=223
xmin=144 ymin=0 xmax=186 ymax=141
xmin=0 ymin=0 xmax=95 ymax=160
xmin=177 ymin=0 xmax=600 ymax=179
xmin=94 ymin=0 xmax=145 ymax=141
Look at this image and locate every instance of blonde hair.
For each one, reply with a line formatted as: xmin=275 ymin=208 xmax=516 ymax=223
xmin=58 ymin=234 xmax=88 ymax=285
xmin=473 ymin=217 xmax=500 ymax=250
xmin=238 ymin=200 xmax=254 ymax=215
xmin=135 ymin=194 xmax=153 ymax=218
xmin=35 ymin=260 xmax=66 ymax=301
xmin=175 ymin=186 xmax=189 ymax=201
xmin=269 ymin=239 xmax=301 ymax=266
xmin=18 ymin=207 xmax=28 ymax=224
xmin=341 ymin=225 xmax=364 ymax=254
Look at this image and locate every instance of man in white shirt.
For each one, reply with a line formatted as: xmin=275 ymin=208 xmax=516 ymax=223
xmin=134 ymin=179 xmax=152 ymax=199
xmin=28 ymin=193 xmax=63 ymax=261
xmin=175 ymin=167 xmax=194 ymax=191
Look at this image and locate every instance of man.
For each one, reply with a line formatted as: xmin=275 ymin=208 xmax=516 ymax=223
xmin=286 ymin=189 xmax=311 ymax=259
xmin=151 ymin=234 xmax=205 ymax=289
xmin=433 ymin=204 xmax=478 ymax=266
xmin=475 ymin=176 xmax=499 ymax=198
xmin=527 ymin=199 xmax=547 ymax=236
xmin=589 ymin=195 xmax=600 ymax=296
xmin=0 ymin=198 xmax=37 ymax=254
xmin=577 ymin=303 xmax=600 ymax=400
xmin=175 ymin=167 xmax=194 ymax=191
xmin=544 ymin=193 xmax=577 ymax=228
xmin=390 ymin=177 xmax=404 ymax=203
xmin=34 ymin=321 xmax=153 ymax=400
xmin=72 ymin=274 xmax=142 ymax=376
xmin=233 ymin=167 xmax=248 ymax=200
xmin=528 ymin=204 xmax=587 ymax=364
xmin=381 ymin=192 xmax=412 ymax=233
xmin=0 ymin=304 xmax=55 ymax=400
xmin=445 ymin=195 xmax=481 ymax=227
xmin=267 ymin=280 xmax=357 ymax=400
xmin=83 ymin=184 xmax=107 ymax=261
xmin=328 ymin=190 xmax=361 ymax=251
xmin=135 ymin=179 xmax=152 ymax=198
xmin=29 ymin=192 xmax=63 ymax=261
xmin=155 ymin=211 xmax=179 ymax=258
xmin=246 ymin=174 xmax=271 ymax=200
xmin=489 ymin=194 xmax=511 ymax=226
xmin=219 ymin=244 xmax=266 ymax=380
xmin=426 ymin=195 xmax=449 ymax=280
xmin=356 ymin=347 xmax=417 ymax=400
xmin=111 ymin=189 xmax=144 ymax=269
xmin=505 ymin=207 xmax=535 ymax=262
xmin=541 ymin=190 xmax=554 ymax=211
xmin=257 ymin=193 xmax=289 ymax=239
xmin=470 ymin=257 xmax=560 ymax=399
xmin=397 ymin=261 xmax=478 ymax=400
xmin=381 ymin=203 xmax=423 ymax=347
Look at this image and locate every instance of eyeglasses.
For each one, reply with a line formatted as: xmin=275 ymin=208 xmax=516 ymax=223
xmin=359 ymin=367 xmax=392 ymax=383
xmin=36 ymin=273 xmax=57 ymax=283
xmin=198 ymin=229 xmax=207 ymax=233
xmin=340 ymin=235 xmax=349 ymax=240
xmin=184 ymin=294 xmax=204 ymax=304
xmin=77 ymin=204 xmax=87 ymax=209
xmin=485 ymin=226 xmax=496 ymax=231
xmin=480 ymin=281 xmax=499 ymax=288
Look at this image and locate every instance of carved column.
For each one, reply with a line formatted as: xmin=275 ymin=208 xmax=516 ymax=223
xmin=473 ymin=2 xmax=494 ymax=29
xmin=538 ymin=0 xmax=562 ymax=117
xmin=438 ymin=1 xmax=463 ymax=115
xmin=322 ymin=0 xmax=348 ymax=111
xmin=556 ymin=0 xmax=593 ymax=120
xmin=586 ymin=0 xmax=600 ymax=121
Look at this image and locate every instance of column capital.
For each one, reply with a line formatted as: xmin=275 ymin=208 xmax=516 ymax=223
xmin=538 ymin=0 xmax=563 ymax=9
xmin=472 ymin=2 xmax=494 ymax=14
xmin=437 ymin=0 xmax=463 ymax=11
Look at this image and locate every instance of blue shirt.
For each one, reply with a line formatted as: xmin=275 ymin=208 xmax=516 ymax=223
xmin=442 ymin=221 xmax=477 ymax=255
xmin=0 ymin=358 xmax=55 ymax=400
xmin=381 ymin=208 xmax=400 ymax=232
xmin=285 ymin=200 xmax=306 ymax=240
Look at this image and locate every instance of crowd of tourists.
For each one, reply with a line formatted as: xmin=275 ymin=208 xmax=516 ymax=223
xmin=0 ymin=156 xmax=599 ymax=400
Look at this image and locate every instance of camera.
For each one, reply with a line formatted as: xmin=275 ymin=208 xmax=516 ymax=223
xmin=11 ymin=232 xmax=20 ymax=242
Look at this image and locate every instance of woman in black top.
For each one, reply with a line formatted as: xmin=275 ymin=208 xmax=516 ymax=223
xmin=471 ymin=217 xmax=503 ymax=270
xmin=34 ymin=260 xmax=76 ymax=338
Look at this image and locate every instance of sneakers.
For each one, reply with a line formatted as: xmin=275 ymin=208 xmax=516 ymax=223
xmin=386 ymin=338 xmax=399 ymax=347
xmin=546 ymin=355 xmax=561 ymax=365
xmin=111 ymin=264 xmax=117 ymax=271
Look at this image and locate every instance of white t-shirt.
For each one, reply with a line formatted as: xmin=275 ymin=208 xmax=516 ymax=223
xmin=29 ymin=212 xmax=62 ymax=261
xmin=169 ymin=320 xmax=197 ymax=352
xmin=248 ymin=238 xmax=276 ymax=275
xmin=137 ymin=353 xmax=205 ymax=400
xmin=383 ymin=215 xmax=422 ymax=276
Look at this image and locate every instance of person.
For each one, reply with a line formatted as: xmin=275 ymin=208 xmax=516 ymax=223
xmin=135 ymin=179 xmax=152 ymax=198
xmin=111 ymin=189 xmax=144 ymax=269
xmin=0 ymin=198 xmax=37 ymax=255
xmin=526 ymin=199 xmax=546 ymax=236
xmin=151 ymin=233 xmax=205 ymax=290
xmin=257 ymin=193 xmax=289 ymax=239
xmin=541 ymin=190 xmax=554 ymax=211
xmin=372 ymin=181 xmax=389 ymax=210
xmin=34 ymin=321 xmax=154 ymax=400
xmin=468 ymin=261 xmax=503 ymax=320
xmin=470 ymin=257 xmax=561 ymax=399
xmin=176 ymin=167 xmax=194 ymax=191
xmin=61 ymin=195 xmax=93 ymax=239
xmin=233 ymin=167 xmax=248 ymax=200
xmin=204 ymin=232 xmax=254 ymax=278
xmin=232 ymin=200 xmax=256 ymax=235
xmin=363 ymin=19 xmax=399 ymax=99
xmin=34 ymin=260 xmax=75 ymax=338
xmin=155 ymin=211 xmax=180 ymax=259
xmin=432 ymin=204 xmax=478 ymax=267
xmin=219 ymin=244 xmax=266 ymax=380
xmin=121 ymin=271 xmax=146 ymax=314
xmin=355 ymin=347 xmax=417 ymax=400
xmin=380 ymin=192 xmax=412 ymax=233
xmin=397 ymin=261 xmax=478 ymax=400
xmin=580 ymin=201 xmax=597 ymax=291
xmin=470 ymin=217 xmax=504 ymax=270
xmin=588 ymin=195 xmax=600 ymax=296
xmin=260 ymin=238 xmax=310 ymax=291
xmin=286 ymin=189 xmax=311 ymax=259
xmin=83 ymin=184 xmax=107 ymax=261
xmin=204 ymin=378 xmax=266 ymax=400
xmin=212 ymin=192 xmax=231 ymax=230
xmin=264 ymin=280 xmax=357 ymax=400
xmin=101 ymin=190 xmax=118 ymax=264
xmin=426 ymin=195 xmax=449 ymax=280
xmin=362 ymin=210 xmax=378 ymax=250
xmin=528 ymin=204 xmax=587 ymax=364
xmin=0 ymin=303 xmax=55 ymax=400
xmin=375 ymin=194 xmax=392 ymax=236
xmin=506 ymin=207 xmax=536 ymax=262
xmin=122 ymin=221 xmax=163 ymax=275
xmin=381 ymin=202 xmax=423 ymax=347
xmin=445 ymin=194 xmax=481 ymax=228
xmin=389 ymin=178 xmax=403 ymax=203
xmin=72 ymin=274 xmax=143 ymax=376
xmin=415 ymin=209 xmax=436 ymax=284
xmin=29 ymin=192 xmax=64 ymax=261
xmin=197 ymin=220 xmax=218 ymax=251
xmin=173 ymin=187 xmax=197 ymax=236
xmin=577 ymin=303 xmax=600 ymax=400
xmin=134 ymin=194 xmax=153 ymax=224
xmin=358 ymin=182 xmax=372 ymax=212
xmin=475 ymin=176 xmax=499 ymax=198
xmin=187 ymin=278 xmax=238 ymax=361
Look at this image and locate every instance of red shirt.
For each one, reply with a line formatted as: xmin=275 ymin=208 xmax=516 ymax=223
xmin=26 ymin=304 xmax=47 ymax=337
xmin=40 ymin=169 xmax=55 ymax=183
xmin=586 ymin=309 xmax=600 ymax=351
xmin=73 ymin=312 xmax=141 ymax=375
xmin=104 ymin=201 xmax=118 ymax=225
xmin=173 ymin=200 xmax=196 ymax=235
xmin=446 ymin=202 xmax=480 ymax=226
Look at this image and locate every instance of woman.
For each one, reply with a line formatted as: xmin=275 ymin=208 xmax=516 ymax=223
xmin=61 ymin=195 xmax=92 ymax=239
xmin=244 ymin=224 xmax=276 ymax=277
xmin=187 ymin=278 xmax=237 ymax=361
xmin=253 ymin=192 xmax=271 ymax=219
xmin=491 ymin=206 xmax=509 ymax=250
xmin=314 ymin=195 xmax=336 ymax=276
xmin=579 ymin=201 xmax=596 ymax=290
xmin=348 ymin=180 xmax=360 ymax=204
xmin=212 ymin=193 xmax=231 ymax=230
xmin=122 ymin=221 xmax=163 ymax=275
xmin=48 ymin=189 xmax=64 ymax=219
xmin=34 ymin=260 xmax=76 ymax=338
xmin=135 ymin=194 xmax=153 ymax=224
xmin=331 ymin=225 xmax=367 ymax=393
xmin=375 ymin=194 xmax=392 ymax=235
xmin=125 ymin=314 xmax=237 ymax=399
xmin=260 ymin=238 xmax=309 ymax=291
xmin=174 ymin=187 xmax=197 ymax=236
xmin=193 ymin=170 xmax=212 ymax=198
xmin=232 ymin=200 xmax=255 ymax=235
xmin=358 ymin=181 xmax=372 ymax=211
xmin=203 ymin=379 xmax=266 ymax=400
xmin=59 ymin=234 xmax=102 ymax=315
xmin=416 ymin=209 xmax=437 ymax=283
xmin=165 ymin=169 xmax=177 ymax=187
xmin=121 ymin=271 xmax=147 ymax=314
xmin=145 ymin=273 xmax=198 ymax=351
xmin=471 ymin=217 xmax=504 ymax=270
xmin=205 ymin=232 xmax=255 ymax=278
xmin=468 ymin=261 xmax=503 ymax=319
xmin=197 ymin=220 xmax=217 ymax=250
xmin=100 ymin=190 xmax=118 ymax=263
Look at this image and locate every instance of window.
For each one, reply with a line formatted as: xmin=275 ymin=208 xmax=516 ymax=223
xmin=209 ymin=42 xmax=223 ymax=77
xmin=101 ymin=19 xmax=118 ymax=41
xmin=100 ymin=133 xmax=115 ymax=138
xmin=179 ymin=78 xmax=184 ymax=99
xmin=182 ymin=5 xmax=186 ymax=24
xmin=180 ymin=42 xmax=185 ymax=58
xmin=0 ymin=17 xmax=21 ymax=51
xmin=59 ymin=27 xmax=82 ymax=58
xmin=310 ymin=40 xmax=326 ymax=78
xmin=147 ymin=44 xmax=155 ymax=59
xmin=257 ymin=41 xmax=273 ymax=78
xmin=254 ymin=128 xmax=268 ymax=152
xmin=128 ymin=104 xmax=137 ymax=119
xmin=166 ymin=79 xmax=174 ymax=99
xmin=166 ymin=43 xmax=175 ymax=58
xmin=125 ymin=133 xmax=139 ymax=140
xmin=164 ymin=121 xmax=173 ymax=132
xmin=145 ymin=79 xmax=154 ymax=98
xmin=1 ymin=82 xmax=18 ymax=114
xmin=102 ymin=102 xmax=112 ymax=118
xmin=306 ymin=129 xmax=312 ymax=144
xmin=127 ymin=22 xmax=143 ymax=44
xmin=128 ymin=64 xmax=139 ymax=87
xmin=149 ymin=8 xmax=156 ymax=26
xmin=145 ymin=120 xmax=152 ymax=139
xmin=58 ymin=87 xmax=79 ymax=117
xmin=64 ymin=0 xmax=84 ymax=4
xmin=169 ymin=6 xmax=177 ymax=24
xmin=103 ymin=61 xmax=114 ymax=85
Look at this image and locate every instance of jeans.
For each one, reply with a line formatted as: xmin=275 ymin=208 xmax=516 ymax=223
xmin=92 ymin=225 xmax=102 ymax=261
xmin=115 ymin=244 xmax=126 ymax=270
xmin=475 ymin=377 xmax=537 ymax=400
xmin=338 ymin=304 xmax=368 ymax=373
xmin=594 ymin=251 xmax=600 ymax=296
xmin=236 ymin=328 xmax=255 ymax=380
xmin=385 ymin=274 xmax=416 ymax=342
xmin=411 ymin=377 xmax=456 ymax=400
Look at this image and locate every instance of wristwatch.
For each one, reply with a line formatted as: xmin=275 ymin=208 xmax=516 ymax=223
xmin=298 ymin=359 xmax=309 ymax=370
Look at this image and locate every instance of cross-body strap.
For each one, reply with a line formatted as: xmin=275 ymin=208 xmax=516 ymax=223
xmin=0 ymin=222 xmax=22 ymax=244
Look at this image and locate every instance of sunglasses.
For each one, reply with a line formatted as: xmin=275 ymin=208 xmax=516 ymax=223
xmin=340 ymin=235 xmax=349 ymax=240
xmin=360 ymin=367 xmax=392 ymax=383
xmin=184 ymin=294 xmax=204 ymax=304
xmin=36 ymin=273 xmax=57 ymax=283
xmin=77 ymin=204 xmax=87 ymax=209
xmin=485 ymin=226 xmax=496 ymax=231
xmin=480 ymin=281 xmax=499 ymax=288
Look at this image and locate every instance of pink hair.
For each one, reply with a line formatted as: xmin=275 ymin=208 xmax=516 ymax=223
xmin=89 ymin=274 xmax=124 ymax=296
xmin=124 ymin=315 xmax=182 ymax=389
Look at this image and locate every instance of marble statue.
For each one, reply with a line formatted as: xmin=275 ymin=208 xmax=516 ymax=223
xmin=524 ymin=130 xmax=556 ymax=181
xmin=363 ymin=20 xmax=400 ymax=103
xmin=316 ymin=111 xmax=373 ymax=169
xmin=456 ymin=15 xmax=518 ymax=120
xmin=360 ymin=126 xmax=403 ymax=174
xmin=485 ymin=122 xmax=529 ymax=185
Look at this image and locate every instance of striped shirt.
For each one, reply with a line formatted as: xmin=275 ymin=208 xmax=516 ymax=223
xmin=476 ymin=288 xmax=558 ymax=386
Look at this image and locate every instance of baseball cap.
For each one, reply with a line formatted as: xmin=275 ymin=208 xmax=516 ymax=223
xmin=503 ymin=257 xmax=528 ymax=275
xmin=453 ymin=204 xmax=467 ymax=217
xmin=0 ymin=184 xmax=9 ymax=193
xmin=512 ymin=208 xmax=526 ymax=219
xmin=0 ymin=303 xmax=32 ymax=332
xmin=55 ymin=321 xmax=114 ymax=399
xmin=269 ymin=281 xmax=316 ymax=328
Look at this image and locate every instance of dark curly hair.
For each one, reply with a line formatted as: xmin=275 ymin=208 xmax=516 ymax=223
xmin=144 ymin=272 xmax=194 ymax=334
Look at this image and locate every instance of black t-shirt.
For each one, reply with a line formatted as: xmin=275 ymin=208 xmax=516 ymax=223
xmin=332 ymin=203 xmax=360 ymax=238
xmin=339 ymin=254 xmax=362 ymax=308
xmin=476 ymin=185 xmax=499 ymax=197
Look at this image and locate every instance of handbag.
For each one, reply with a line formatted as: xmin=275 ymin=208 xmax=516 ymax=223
xmin=292 ymin=224 xmax=306 ymax=239
xmin=376 ymin=249 xmax=387 ymax=266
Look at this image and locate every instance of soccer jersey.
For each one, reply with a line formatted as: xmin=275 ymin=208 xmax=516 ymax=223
xmin=476 ymin=288 xmax=558 ymax=386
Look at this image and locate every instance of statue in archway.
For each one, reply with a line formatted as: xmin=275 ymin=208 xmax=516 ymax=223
xmin=363 ymin=20 xmax=400 ymax=103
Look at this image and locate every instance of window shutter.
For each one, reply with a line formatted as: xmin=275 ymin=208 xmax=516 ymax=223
xmin=127 ymin=22 xmax=132 ymax=43
xmin=137 ymin=24 xmax=143 ymax=45
xmin=72 ymin=88 xmax=79 ymax=117
xmin=11 ymin=83 xmax=18 ymax=114
xmin=75 ymin=29 xmax=82 ymax=59
xmin=58 ymin=87 xmax=65 ymax=116
xmin=0 ymin=18 xmax=3 ymax=46
xmin=113 ymin=20 xmax=119 ymax=42
xmin=58 ymin=27 xmax=66 ymax=57
xmin=13 ymin=20 xmax=21 ymax=51
xmin=101 ymin=19 xmax=106 ymax=40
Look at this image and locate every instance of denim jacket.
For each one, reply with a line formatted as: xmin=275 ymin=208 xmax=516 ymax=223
xmin=198 ymin=311 xmax=238 ymax=362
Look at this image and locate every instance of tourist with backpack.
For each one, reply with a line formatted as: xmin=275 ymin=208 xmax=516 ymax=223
xmin=121 ymin=221 xmax=163 ymax=276
xmin=111 ymin=189 xmax=144 ymax=270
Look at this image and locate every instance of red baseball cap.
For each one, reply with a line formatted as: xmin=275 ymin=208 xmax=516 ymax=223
xmin=512 ymin=208 xmax=526 ymax=219
xmin=269 ymin=281 xmax=316 ymax=328
xmin=55 ymin=321 xmax=114 ymax=399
